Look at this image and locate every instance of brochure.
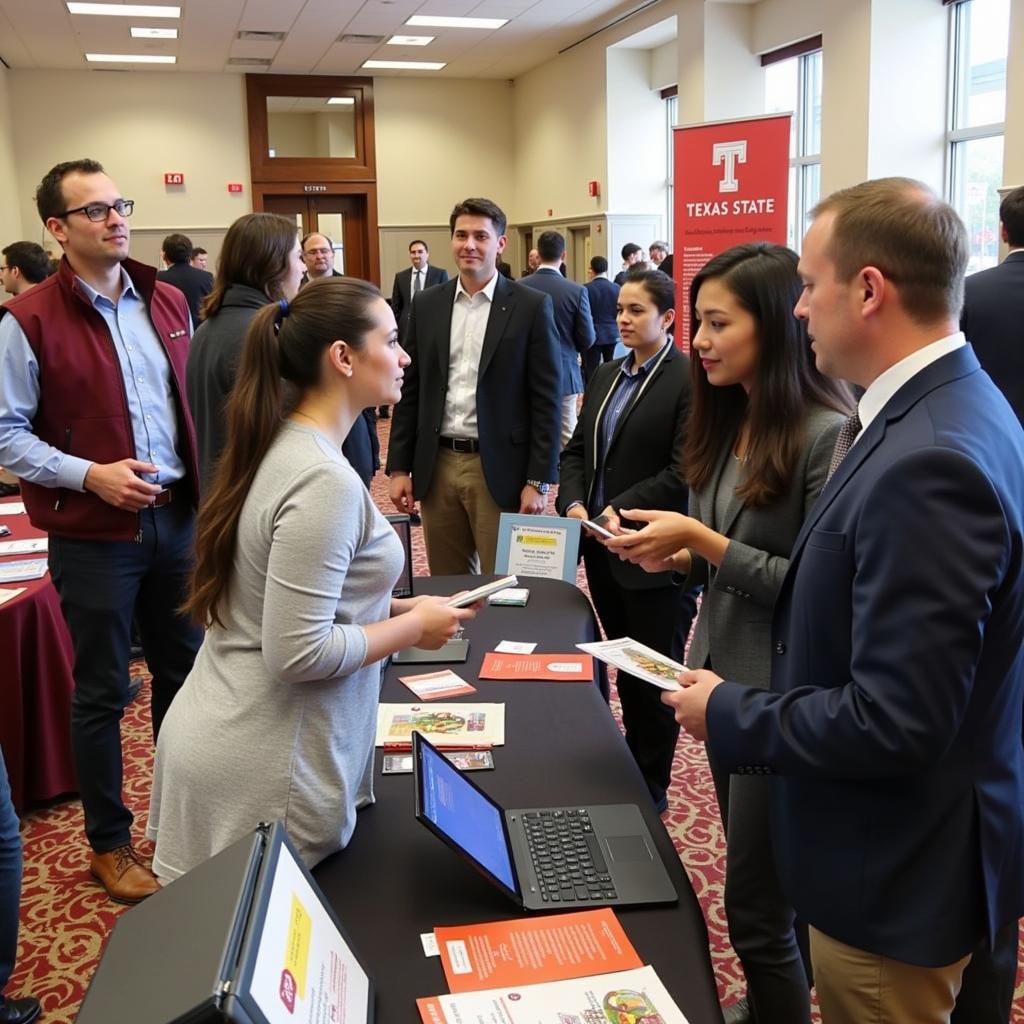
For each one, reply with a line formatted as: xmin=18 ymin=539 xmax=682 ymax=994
xmin=0 ymin=587 xmax=26 ymax=607
xmin=399 ymin=670 xmax=477 ymax=701
xmin=375 ymin=703 xmax=505 ymax=747
xmin=434 ymin=908 xmax=641 ymax=993
xmin=576 ymin=638 xmax=686 ymax=691
xmin=0 ymin=502 xmax=25 ymax=515
xmin=479 ymin=652 xmax=594 ymax=683
xmin=0 ymin=558 xmax=48 ymax=584
xmin=416 ymin=965 xmax=691 ymax=1024
xmin=0 ymin=538 xmax=47 ymax=556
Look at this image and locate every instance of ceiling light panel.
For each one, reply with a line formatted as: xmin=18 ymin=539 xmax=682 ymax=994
xmin=68 ymin=3 xmax=181 ymax=17
xmin=405 ymin=15 xmax=507 ymax=29
xmin=130 ymin=26 xmax=177 ymax=38
xmin=363 ymin=59 xmax=446 ymax=70
xmin=327 ymin=97 xmax=355 ymax=104
xmin=388 ymin=35 xmax=434 ymax=46
xmin=86 ymin=52 xmax=177 ymax=62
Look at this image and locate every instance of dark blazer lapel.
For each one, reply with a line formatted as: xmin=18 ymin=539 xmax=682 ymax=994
xmin=478 ymin=275 xmax=515 ymax=379
xmin=607 ymin=344 xmax=675 ymax=454
xmin=588 ymin=365 xmax=621 ymax=480
xmin=430 ymin=278 xmax=458 ymax=376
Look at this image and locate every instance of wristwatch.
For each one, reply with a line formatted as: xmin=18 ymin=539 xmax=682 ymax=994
xmin=526 ymin=479 xmax=551 ymax=494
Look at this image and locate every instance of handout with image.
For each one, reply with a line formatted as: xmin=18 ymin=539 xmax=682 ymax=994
xmin=576 ymin=638 xmax=686 ymax=691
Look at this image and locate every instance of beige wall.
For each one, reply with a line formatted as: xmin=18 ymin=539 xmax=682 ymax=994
xmin=1005 ymin=0 xmax=1024 ymax=188
xmin=0 ymin=69 xmax=22 ymax=246
xmin=374 ymin=77 xmax=515 ymax=227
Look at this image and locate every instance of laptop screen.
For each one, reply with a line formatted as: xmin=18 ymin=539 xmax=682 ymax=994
xmin=414 ymin=733 xmax=518 ymax=893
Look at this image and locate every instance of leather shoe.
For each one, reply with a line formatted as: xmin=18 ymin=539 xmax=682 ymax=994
xmin=722 ymin=997 xmax=751 ymax=1024
xmin=0 ymin=996 xmax=41 ymax=1024
xmin=90 ymin=844 xmax=160 ymax=904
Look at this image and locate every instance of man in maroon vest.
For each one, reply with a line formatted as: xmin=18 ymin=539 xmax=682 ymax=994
xmin=0 ymin=159 xmax=202 ymax=904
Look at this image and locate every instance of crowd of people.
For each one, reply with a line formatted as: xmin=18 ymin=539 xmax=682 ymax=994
xmin=0 ymin=154 xmax=1022 ymax=1024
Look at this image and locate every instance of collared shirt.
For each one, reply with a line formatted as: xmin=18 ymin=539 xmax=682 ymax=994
xmin=854 ymin=332 xmax=966 ymax=445
xmin=440 ymin=271 xmax=500 ymax=439
xmin=592 ymin=339 xmax=671 ymax=512
xmin=0 ymin=266 xmax=186 ymax=489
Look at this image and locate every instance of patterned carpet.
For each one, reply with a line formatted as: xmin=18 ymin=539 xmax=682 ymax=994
xmin=7 ymin=416 xmax=1023 ymax=1021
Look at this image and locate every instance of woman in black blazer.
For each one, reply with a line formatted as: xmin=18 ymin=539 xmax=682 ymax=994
xmin=607 ymin=245 xmax=852 ymax=1024
xmin=557 ymin=269 xmax=694 ymax=812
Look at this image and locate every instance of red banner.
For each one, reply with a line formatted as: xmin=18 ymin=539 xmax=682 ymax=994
xmin=673 ymin=113 xmax=791 ymax=347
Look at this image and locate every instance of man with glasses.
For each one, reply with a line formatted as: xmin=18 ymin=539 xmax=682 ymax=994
xmin=0 ymin=242 xmax=50 ymax=298
xmin=0 ymin=158 xmax=201 ymax=904
xmin=299 ymin=232 xmax=341 ymax=285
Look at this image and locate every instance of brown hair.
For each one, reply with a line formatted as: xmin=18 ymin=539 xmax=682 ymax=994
xmin=200 ymin=213 xmax=298 ymax=321
xmin=186 ymin=276 xmax=383 ymax=627
xmin=812 ymin=177 xmax=969 ymax=324
xmin=684 ymin=243 xmax=853 ymax=506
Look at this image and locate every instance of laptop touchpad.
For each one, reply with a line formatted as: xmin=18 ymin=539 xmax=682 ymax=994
xmin=606 ymin=835 xmax=653 ymax=862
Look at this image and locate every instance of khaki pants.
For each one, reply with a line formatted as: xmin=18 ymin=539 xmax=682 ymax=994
xmin=420 ymin=449 xmax=509 ymax=575
xmin=810 ymin=926 xmax=971 ymax=1024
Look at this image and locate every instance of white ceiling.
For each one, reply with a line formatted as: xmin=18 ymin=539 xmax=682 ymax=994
xmin=0 ymin=0 xmax=719 ymax=80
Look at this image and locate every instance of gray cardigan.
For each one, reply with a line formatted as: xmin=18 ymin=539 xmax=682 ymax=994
xmin=685 ymin=403 xmax=844 ymax=687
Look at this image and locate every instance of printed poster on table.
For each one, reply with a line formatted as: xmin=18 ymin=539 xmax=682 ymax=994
xmin=673 ymin=113 xmax=791 ymax=347
xmin=495 ymin=513 xmax=581 ymax=584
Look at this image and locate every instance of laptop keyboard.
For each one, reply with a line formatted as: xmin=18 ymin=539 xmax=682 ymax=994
xmin=523 ymin=809 xmax=618 ymax=903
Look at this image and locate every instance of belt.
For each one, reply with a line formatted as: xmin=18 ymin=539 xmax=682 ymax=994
xmin=151 ymin=483 xmax=183 ymax=508
xmin=439 ymin=436 xmax=481 ymax=453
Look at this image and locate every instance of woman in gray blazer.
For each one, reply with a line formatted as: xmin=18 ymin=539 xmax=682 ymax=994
xmin=607 ymin=244 xmax=852 ymax=1024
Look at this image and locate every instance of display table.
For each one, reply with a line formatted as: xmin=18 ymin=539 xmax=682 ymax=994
xmin=0 ymin=496 xmax=76 ymax=814
xmin=313 ymin=575 xmax=721 ymax=1024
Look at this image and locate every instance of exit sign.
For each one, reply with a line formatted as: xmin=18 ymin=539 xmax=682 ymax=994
xmin=163 ymin=172 xmax=184 ymax=185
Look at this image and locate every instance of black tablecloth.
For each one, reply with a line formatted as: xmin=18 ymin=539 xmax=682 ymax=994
xmin=313 ymin=575 xmax=721 ymax=1023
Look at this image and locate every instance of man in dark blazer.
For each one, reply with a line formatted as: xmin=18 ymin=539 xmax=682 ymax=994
xmin=960 ymin=185 xmax=1024 ymax=424
xmin=387 ymin=198 xmax=561 ymax=575
xmin=614 ymin=243 xmax=642 ymax=286
xmin=521 ymin=230 xmax=594 ymax=448
xmin=299 ymin=232 xmax=342 ymax=287
xmin=391 ymin=239 xmax=448 ymax=339
xmin=666 ymin=179 xmax=1024 ymax=1022
xmin=583 ymin=255 xmax=620 ymax=384
xmin=156 ymin=232 xmax=213 ymax=325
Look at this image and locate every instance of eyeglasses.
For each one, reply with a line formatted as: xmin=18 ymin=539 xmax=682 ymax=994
xmin=56 ymin=199 xmax=135 ymax=222
xmin=304 ymin=247 xmax=332 ymax=256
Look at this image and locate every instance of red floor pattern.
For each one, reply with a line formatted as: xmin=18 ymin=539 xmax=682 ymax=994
xmin=8 ymin=416 xmax=1023 ymax=1021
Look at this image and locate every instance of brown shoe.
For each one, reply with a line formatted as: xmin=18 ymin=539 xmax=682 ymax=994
xmin=90 ymin=844 xmax=160 ymax=904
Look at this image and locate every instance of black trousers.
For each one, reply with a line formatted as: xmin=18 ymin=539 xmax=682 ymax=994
xmin=48 ymin=502 xmax=202 ymax=853
xmin=583 ymin=540 xmax=697 ymax=806
xmin=951 ymin=920 xmax=1018 ymax=1023
xmin=583 ymin=343 xmax=618 ymax=386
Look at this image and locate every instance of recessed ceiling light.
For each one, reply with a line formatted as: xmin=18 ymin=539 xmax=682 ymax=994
xmin=130 ymin=26 xmax=177 ymax=38
xmin=388 ymin=35 xmax=434 ymax=46
xmin=86 ymin=52 xmax=177 ymax=63
xmin=405 ymin=15 xmax=507 ymax=29
xmin=68 ymin=3 xmax=180 ymax=17
xmin=327 ymin=97 xmax=355 ymax=105
xmin=227 ymin=57 xmax=272 ymax=66
xmin=362 ymin=59 xmax=446 ymax=70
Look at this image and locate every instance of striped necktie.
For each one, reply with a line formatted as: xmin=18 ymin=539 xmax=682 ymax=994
xmin=826 ymin=411 xmax=862 ymax=481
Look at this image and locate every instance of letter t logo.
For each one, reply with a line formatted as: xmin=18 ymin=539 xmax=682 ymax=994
xmin=712 ymin=141 xmax=747 ymax=193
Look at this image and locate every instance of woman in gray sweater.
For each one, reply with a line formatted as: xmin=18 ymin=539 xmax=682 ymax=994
xmin=149 ymin=278 xmax=474 ymax=880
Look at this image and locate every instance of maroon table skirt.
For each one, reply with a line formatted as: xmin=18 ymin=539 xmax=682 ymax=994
xmin=0 ymin=498 xmax=76 ymax=815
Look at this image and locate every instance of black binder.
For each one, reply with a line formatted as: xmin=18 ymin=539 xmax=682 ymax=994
xmin=77 ymin=822 xmax=374 ymax=1024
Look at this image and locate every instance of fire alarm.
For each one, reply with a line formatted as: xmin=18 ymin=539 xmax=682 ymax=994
xmin=163 ymin=172 xmax=184 ymax=185
xmin=587 ymin=180 xmax=600 ymax=198
xmin=227 ymin=183 xmax=244 ymax=193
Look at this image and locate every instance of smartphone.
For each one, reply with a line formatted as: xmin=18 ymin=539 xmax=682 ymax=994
xmin=582 ymin=519 xmax=615 ymax=540
xmin=447 ymin=574 xmax=519 ymax=608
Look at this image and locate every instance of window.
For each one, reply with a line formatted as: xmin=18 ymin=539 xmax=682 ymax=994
xmin=946 ymin=0 xmax=1010 ymax=273
xmin=764 ymin=47 xmax=822 ymax=251
xmin=665 ymin=92 xmax=678 ymax=244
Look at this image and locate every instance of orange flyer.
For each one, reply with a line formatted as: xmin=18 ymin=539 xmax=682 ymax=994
xmin=478 ymin=652 xmax=594 ymax=682
xmin=433 ymin=907 xmax=641 ymax=992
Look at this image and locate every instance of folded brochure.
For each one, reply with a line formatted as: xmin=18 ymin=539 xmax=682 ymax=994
xmin=375 ymin=703 xmax=505 ymax=747
xmin=417 ymin=965 xmax=690 ymax=1024
xmin=0 ymin=558 xmax=48 ymax=584
xmin=479 ymin=652 xmax=593 ymax=682
xmin=435 ymin=908 xmax=640 ymax=993
xmin=576 ymin=638 xmax=685 ymax=691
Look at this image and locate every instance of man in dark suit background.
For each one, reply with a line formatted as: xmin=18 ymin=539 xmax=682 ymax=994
xmin=156 ymin=232 xmax=213 ymax=325
xmin=521 ymin=230 xmax=595 ymax=448
xmin=960 ymin=185 xmax=1024 ymax=424
xmin=614 ymin=243 xmax=642 ymax=285
xmin=583 ymin=255 xmax=620 ymax=384
xmin=666 ymin=178 xmax=1024 ymax=1023
xmin=387 ymin=197 xmax=561 ymax=575
xmin=391 ymin=239 xmax=448 ymax=339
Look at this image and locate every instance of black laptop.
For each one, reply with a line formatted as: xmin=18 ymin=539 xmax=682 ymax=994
xmin=386 ymin=513 xmax=414 ymax=598
xmin=412 ymin=731 xmax=677 ymax=911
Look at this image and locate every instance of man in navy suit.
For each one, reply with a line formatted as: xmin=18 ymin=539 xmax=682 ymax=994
xmin=521 ymin=231 xmax=594 ymax=447
xmin=960 ymin=185 xmax=1024 ymax=424
xmin=666 ymin=178 xmax=1024 ymax=1022
xmin=391 ymin=239 xmax=449 ymax=340
xmin=583 ymin=255 xmax=620 ymax=384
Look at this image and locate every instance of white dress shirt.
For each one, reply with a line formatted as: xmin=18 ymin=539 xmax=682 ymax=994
xmin=440 ymin=272 xmax=499 ymax=439
xmin=854 ymin=332 xmax=966 ymax=445
xmin=411 ymin=264 xmax=429 ymax=294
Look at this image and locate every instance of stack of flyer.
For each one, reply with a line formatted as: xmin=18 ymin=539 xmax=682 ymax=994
xmin=416 ymin=908 xmax=690 ymax=1024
